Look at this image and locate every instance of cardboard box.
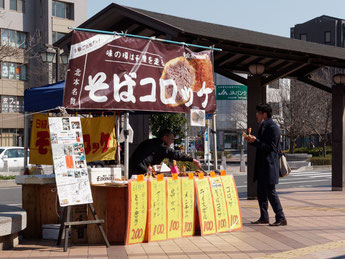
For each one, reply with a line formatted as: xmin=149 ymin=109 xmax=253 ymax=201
xmin=89 ymin=167 xmax=122 ymax=185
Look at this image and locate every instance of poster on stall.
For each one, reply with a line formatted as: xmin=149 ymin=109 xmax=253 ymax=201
xmin=195 ymin=177 xmax=217 ymax=235
xmin=221 ymin=175 xmax=242 ymax=231
xmin=181 ymin=177 xmax=195 ymax=237
xmin=126 ymin=179 xmax=148 ymax=245
xmin=166 ymin=177 xmax=182 ymax=239
xmin=148 ymin=178 xmax=167 ymax=242
xmin=48 ymin=117 xmax=93 ymax=207
xmin=208 ymin=176 xmax=229 ymax=233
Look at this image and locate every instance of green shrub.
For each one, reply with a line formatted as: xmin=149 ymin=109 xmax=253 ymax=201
xmin=309 ymin=156 xmax=332 ymax=165
xmin=0 ymin=175 xmax=16 ymax=180
xmin=294 ymin=146 xmax=332 ymax=157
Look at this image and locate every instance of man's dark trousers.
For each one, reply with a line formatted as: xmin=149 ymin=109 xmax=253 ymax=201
xmin=257 ymin=180 xmax=285 ymax=222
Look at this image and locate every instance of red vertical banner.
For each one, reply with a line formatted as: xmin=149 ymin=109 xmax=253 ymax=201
xmin=221 ymin=175 xmax=243 ymax=231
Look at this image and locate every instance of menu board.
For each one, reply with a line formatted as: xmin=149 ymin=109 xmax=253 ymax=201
xmin=166 ymin=177 xmax=182 ymax=239
xmin=181 ymin=177 xmax=195 ymax=237
xmin=195 ymin=178 xmax=216 ymax=235
xmin=48 ymin=117 xmax=93 ymax=207
xmin=221 ymin=175 xmax=242 ymax=231
xmin=148 ymin=178 xmax=167 ymax=242
xmin=209 ymin=176 xmax=229 ymax=233
xmin=126 ymin=180 xmax=148 ymax=245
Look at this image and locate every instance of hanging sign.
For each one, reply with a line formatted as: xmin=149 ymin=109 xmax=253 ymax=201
xmin=48 ymin=117 xmax=93 ymax=206
xmin=181 ymin=177 xmax=195 ymax=237
xmin=216 ymin=85 xmax=247 ymax=100
xmin=63 ymin=31 xmax=216 ymax=114
xmin=195 ymin=177 xmax=217 ymax=235
xmin=30 ymin=114 xmax=116 ymax=164
xmin=166 ymin=177 xmax=182 ymax=239
xmin=126 ymin=179 xmax=148 ymax=245
xmin=221 ymin=175 xmax=242 ymax=231
xmin=209 ymin=176 xmax=229 ymax=233
xmin=148 ymin=178 xmax=167 ymax=242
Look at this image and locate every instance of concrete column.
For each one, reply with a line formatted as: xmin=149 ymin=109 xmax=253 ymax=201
xmin=247 ymin=75 xmax=266 ymax=199
xmin=332 ymin=84 xmax=345 ymax=191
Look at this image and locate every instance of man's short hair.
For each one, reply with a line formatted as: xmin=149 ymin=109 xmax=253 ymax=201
xmin=158 ymin=129 xmax=173 ymax=138
xmin=256 ymin=103 xmax=272 ymax=118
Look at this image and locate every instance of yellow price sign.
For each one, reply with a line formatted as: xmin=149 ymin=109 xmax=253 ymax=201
xmin=166 ymin=178 xmax=182 ymax=239
xmin=126 ymin=180 xmax=148 ymax=245
xmin=148 ymin=179 xmax=167 ymax=242
xmin=181 ymin=177 xmax=195 ymax=237
xmin=195 ymin=178 xmax=216 ymax=235
xmin=221 ymin=175 xmax=243 ymax=231
xmin=209 ymin=176 xmax=229 ymax=233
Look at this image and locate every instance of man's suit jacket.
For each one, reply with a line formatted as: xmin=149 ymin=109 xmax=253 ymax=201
xmin=251 ymin=118 xmax=281 ymax=185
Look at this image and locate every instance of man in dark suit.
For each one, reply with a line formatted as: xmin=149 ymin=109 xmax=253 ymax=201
xmin=244 ymin=103 xmax=287 ymax=226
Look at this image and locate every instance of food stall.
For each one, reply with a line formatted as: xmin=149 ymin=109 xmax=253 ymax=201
xmin=18 ymin=29 xmax=242 ymax=245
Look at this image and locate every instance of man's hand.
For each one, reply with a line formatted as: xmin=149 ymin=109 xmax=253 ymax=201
xmin=246 ymin=135 xmax=256 ymax=143
xmin=192 ymin=159 xmax=201 ymax=168
xmin=244 ymin=134 xmax=256 ymax=143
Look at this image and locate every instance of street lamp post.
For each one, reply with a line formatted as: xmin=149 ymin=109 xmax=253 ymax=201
xmin=40 ymin=44 xmax=68 ymax=83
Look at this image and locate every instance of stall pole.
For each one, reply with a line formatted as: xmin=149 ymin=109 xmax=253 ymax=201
xmin=124 ymin=112 xmax=129 ymax=179
xmin=24 ymin=112 xmax=29 ymax=169
xmin=212 ymin=113 xmax=218 ymax=170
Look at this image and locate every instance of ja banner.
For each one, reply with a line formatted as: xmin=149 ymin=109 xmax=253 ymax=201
xmin=63 ymin=31 xmax=216 ymax=113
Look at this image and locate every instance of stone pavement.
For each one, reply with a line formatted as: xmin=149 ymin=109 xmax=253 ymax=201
xmin=1 ymin=182 xmax=345 ymax=258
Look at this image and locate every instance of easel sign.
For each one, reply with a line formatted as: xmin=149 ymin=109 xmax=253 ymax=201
xmin=147 ymin=176 xmax=167 ymax=242
xmin=166 ymin=176 xmax=182 ymax=239
xmin=220 ymin=175 xmax=243 ymax=231
xmin=208 ymin=176 xmax=229 ymax=233
xmin=48 ymin=117 xmax=93 ymax=206
xmin=181 ymin=176 xmax=195 ymax=237
xmin=195 ymin=177 xmax=217 ymax=235
xmin=125 ymin=177 xmax=148 ymax=245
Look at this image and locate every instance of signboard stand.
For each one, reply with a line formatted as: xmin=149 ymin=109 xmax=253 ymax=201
xmin=57 ymin=203 xmax=110 ymax=252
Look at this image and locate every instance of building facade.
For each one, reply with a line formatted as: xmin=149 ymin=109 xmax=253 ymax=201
xmin=0 ymin=0 xmax=87 ymax=146
xmin=291 ymin=15 xmax=345 ymax=47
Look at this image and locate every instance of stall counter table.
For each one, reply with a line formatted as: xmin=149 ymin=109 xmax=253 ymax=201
xmin=17 ymin=175 xmax=128 ymax=244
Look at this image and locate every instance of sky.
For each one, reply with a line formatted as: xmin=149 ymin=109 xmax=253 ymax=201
xmin=87 ymin=0 xmax=345 ymax=38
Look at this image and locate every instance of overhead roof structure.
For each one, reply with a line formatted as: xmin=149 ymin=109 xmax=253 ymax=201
xmin=55 ymin=3 xmax=345 ymax=93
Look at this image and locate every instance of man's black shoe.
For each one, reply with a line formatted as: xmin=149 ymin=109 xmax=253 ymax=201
xmin=269 ymin=219 xmax=287 ymax=226
xmin=251 ymin=219 xmax=269 ymax=224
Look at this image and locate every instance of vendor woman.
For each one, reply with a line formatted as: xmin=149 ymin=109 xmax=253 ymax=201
xmin=129 ymin=129 xmax=201 ymax=177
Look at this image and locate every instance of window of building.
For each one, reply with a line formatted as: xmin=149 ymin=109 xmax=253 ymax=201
xmin=1 ymin=29 xmax=27 ymax=48
xmin=1 ymin=62 xmax=26 ymax=81
xmin=52 ymin=31 xmax=66 ymax=43
xmin=300 ymin=34 xmax=307 ymax=41
xmin=1 ymin=95 xmax=24 ymax=113
xmin=10 ymin=0 xmax=24 ymax=12
xmin=52 ymin=1 xmax=74 ymax=19
xmin=0 ymin=0 xmax=4 ymax=8
xmin=325 ymin=31 xmax=331 ymax=43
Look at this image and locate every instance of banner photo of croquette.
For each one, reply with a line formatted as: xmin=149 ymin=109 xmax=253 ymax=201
xmin=190 ymin=109 xmax=206 ymax=127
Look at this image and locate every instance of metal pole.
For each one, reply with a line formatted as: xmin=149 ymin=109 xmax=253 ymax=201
xmin=24 ymin=112 xmax=29 ymax=170
xmin=56 ymin=48 xmax=60 ymax=83
xmin=68 ymin=27 xmax=222 ymax=52
xmin=212 ymin=113 xmax=218 ymax=170
xmin=240 ymin=136 xmax=246 ymax=172
xmin=124 ymin=112 xmax=129 ymax=179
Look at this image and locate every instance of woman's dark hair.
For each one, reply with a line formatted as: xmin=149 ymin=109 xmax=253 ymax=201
xmin=256 ymin=103 xmax=272 ymax=118
xmin=158 ymin=129 xmax=173 ymax=138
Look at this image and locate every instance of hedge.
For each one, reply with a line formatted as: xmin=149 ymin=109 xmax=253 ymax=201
xmin=309 ymin=156 xmax=332 ymax=165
